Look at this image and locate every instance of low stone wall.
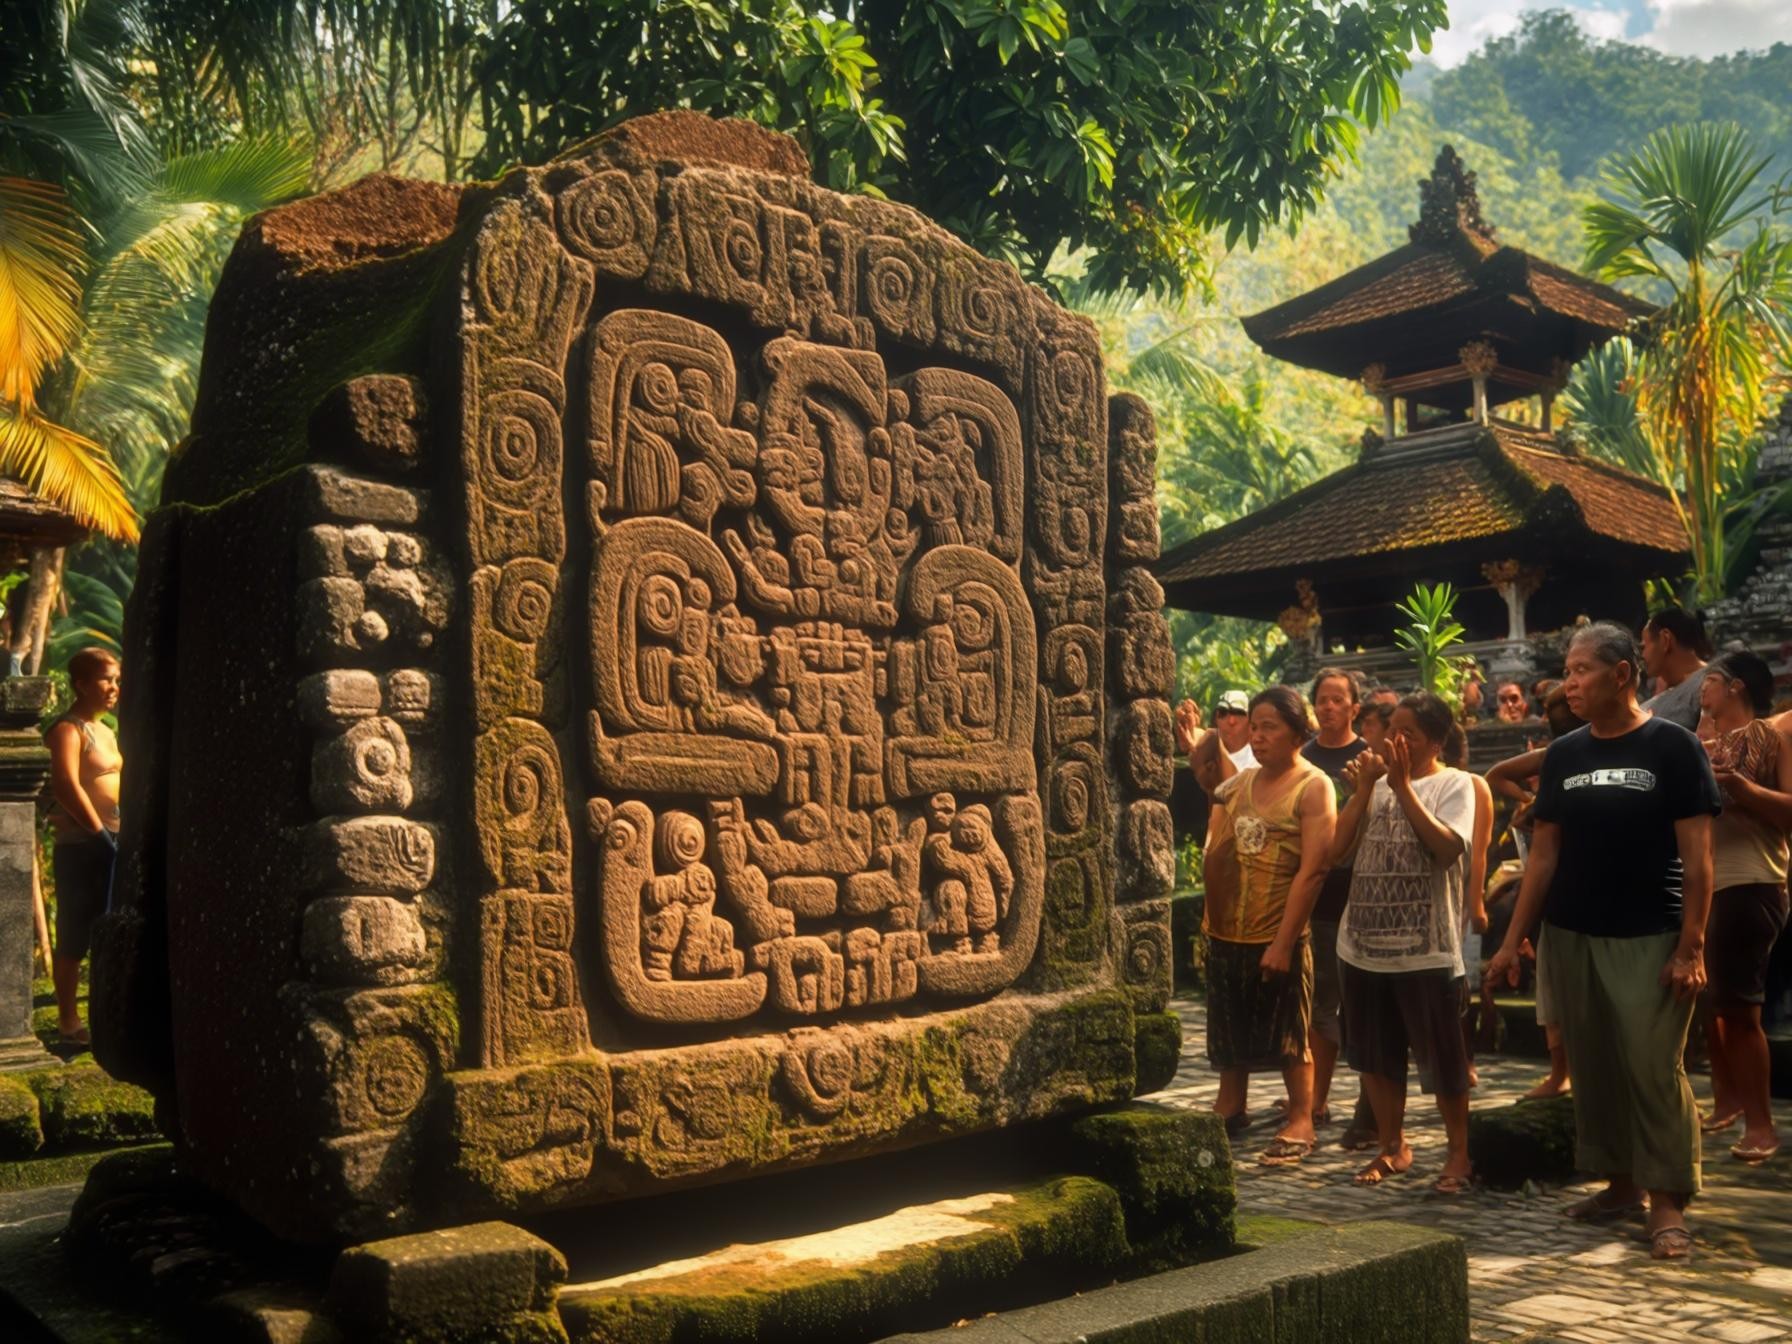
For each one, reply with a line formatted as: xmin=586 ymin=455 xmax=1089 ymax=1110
xmin=882 ymin=1221 xmax=1469 ymax=1344
xmin=0 ymin=1064 xmax=157 ymax=1162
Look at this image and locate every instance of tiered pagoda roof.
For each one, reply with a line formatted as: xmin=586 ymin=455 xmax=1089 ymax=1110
xmin=1156 ymin=421 xmax=1686 ymax=620
xmin=1241 ymin=147 xmax=1653 ymax=413
xmin=1156 ymin=147 xmax=1687 ymax=641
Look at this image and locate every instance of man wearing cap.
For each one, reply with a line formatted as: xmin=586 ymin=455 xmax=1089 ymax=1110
xmin=1215 ymin=690 xmax=1258 ymax=771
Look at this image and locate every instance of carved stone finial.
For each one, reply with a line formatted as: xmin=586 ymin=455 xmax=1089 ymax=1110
xmin=1410 ymin=146 xmax=1494 ymax=246
xmin=1459 ymin=340 xmax=1499 ymax=378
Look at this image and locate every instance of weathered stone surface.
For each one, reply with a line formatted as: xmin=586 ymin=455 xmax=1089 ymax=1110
xmin=310 ymin=374 xmax=427 ymax=476
xmin=326 ymin=1221 xmax=567 ymax=1344
xmin=1065 ymin=1104 xmax=1233 ymax=1271
xmin=27 ymin=1063 xmax=158 ymax=1148
xmin=301 ymin=896 xmax=430 ymax=986
xmin=885 ymin=1221 xmax=1470 ymax=1344
xmin=558 ymin=1177 xmax=1130 ymax=1344
xmin=207 ymin=1288 xmax=345 ymax=1344
xmin=113 ymin=111 xmax=1170 ymax=1241
xmin=0 ymin=1071 xmax=43 ymax=1155
xmin=1466 ymin=1095 xmax=1580 ymax=1189
xmin=305 ymin=817 xmax=436 ymax=895
xmin=1111 ymin=900 xmax=1173 ymax=1014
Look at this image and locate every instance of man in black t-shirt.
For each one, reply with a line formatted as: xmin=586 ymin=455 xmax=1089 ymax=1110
xmin=1301 ymin=667 xmax=1372 ymax=1140
xmin=1486 ymin=623 xmax=1717 ymax=1261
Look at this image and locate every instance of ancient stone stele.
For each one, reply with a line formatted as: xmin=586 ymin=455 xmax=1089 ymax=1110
xmin=94 ymin=112 xmax=1176 ymax=1241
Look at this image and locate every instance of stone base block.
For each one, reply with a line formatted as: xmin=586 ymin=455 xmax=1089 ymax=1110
xmin=16 ymin=1104 xmax=1246 ymax=1342
xmin=1063 ymin=1102 xmax=1234 ymax=1271
xmin=557 ymin=1175 xmax=1130 ymax=1344
xmin=881 ymin=1222 xmax=1469 ymax=1344
xmin=326 ymin=1222 xmax=567 ymax=1344
xmin=1466 ymin=1095 xmax=1579 ymax=1189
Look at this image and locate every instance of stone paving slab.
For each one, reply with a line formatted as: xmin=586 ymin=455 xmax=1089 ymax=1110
xmin=1150 ymin=995 xmax=1792 ymax=1342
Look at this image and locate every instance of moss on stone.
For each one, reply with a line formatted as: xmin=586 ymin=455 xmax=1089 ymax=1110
xmin=559 ymin=1176 xmax=1130 ymax=1344
xmin=1467 ymin=1095 xmax=1578 ymax=1189
xmin=0 ymin=1072 xmax=44 ymax=1157
xmin=1066 ymin=1103 xmax=1235 ymax=1272
xmin=1232 ymin=1212 xmax=1320 ymax=1249
xmin=27 ymin=1064 xmax=159 ymax=1149
xmin=1131 ymin=1011 xmax=1182 ymax=1096
xmin=0 ymin=1143 xmax=166 ymax=1193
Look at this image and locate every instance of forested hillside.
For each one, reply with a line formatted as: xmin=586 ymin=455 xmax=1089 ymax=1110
xmin=1147 ymin=11 xmax=1792 ymax=699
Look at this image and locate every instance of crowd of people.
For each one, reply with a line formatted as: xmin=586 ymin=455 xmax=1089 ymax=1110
xmin=1174 ymin=608 xmax=1788 ymax=1263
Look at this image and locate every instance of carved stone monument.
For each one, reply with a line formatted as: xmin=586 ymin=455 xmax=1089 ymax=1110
xmin=92 ymin=112 xmax=1176 ymax=1245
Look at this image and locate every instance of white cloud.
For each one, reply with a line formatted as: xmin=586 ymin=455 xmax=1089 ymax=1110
xmin=1638 ymin=0 xmax=1792 ymax=58
xmin=1428 ymin=0 xmax=1792 ymax=67
xmin=1428 ymin=0 xmax=1529 ymax=67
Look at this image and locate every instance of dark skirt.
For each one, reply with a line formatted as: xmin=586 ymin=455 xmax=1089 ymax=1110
xmin=1205 ymin=933 xmax=1312 ymax=1071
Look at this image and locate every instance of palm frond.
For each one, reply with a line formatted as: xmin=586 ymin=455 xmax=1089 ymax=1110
xmin=0 ymin=405 xmax=137 ymax=540
xmin=158 ymin=136 xmax=313 ymax=213
xmin=0 ymin=176 xmax=87 ymax=408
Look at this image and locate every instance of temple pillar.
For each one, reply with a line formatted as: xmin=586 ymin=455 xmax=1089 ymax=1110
xmin=0 ymin=677 xmax=54 ymax=1070
xmin=1362 ymin=365 xmax=1395 ymax=439
xmin=1481 ymin=561 xmax=1543 ymax=690
xmin=1460 ymin=341 xmax=1497 ymax=427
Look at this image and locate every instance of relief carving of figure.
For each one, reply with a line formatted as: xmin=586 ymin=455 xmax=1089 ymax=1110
xmin=641 ymin=811 xmax=744 ymax=983
xmin=921 ymin=794 xmax=1012 ymax=956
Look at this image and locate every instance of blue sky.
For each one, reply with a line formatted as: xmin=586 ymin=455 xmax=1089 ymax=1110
xmin=1432 ymin=0 xmax=1792 ymax=66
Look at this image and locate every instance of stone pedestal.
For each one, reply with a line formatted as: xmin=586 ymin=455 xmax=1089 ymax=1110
xmin=0 ymin=677 xmax=54 ymax=1071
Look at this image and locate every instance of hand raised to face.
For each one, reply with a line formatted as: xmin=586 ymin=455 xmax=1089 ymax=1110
xmin=1174 ymin=699 xmax=1203 ymax=755
xmin=1384 ymin=733 xmax=1412 ymax=789
xmin=1342 ymin=750 xmax=1385 ymax=794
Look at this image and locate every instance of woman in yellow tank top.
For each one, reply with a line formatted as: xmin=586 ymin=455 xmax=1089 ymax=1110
xmin=1201 ymin=685 xmax=1336 ymax=1165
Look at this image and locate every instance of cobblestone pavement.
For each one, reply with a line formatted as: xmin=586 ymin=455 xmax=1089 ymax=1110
xmin=1154 ymin=995 xmax=1792 ymax=1343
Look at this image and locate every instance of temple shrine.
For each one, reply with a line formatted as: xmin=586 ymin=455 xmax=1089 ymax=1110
xmin=1156 ymin=147 xmax=1689 ymax=692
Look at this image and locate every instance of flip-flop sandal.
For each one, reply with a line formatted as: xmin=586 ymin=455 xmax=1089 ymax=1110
xmin=1566 ymin=1193 xmax=1645 ymax=1222
xmin=1352 ymin=1155 xmax=1405 ymax=1186
xmin=1731 ymin=1140 xmax=1782 ymax=1163
xmin=1650 ymin=1227 xmax=1694 ymax=1261
xmin=1431 ymin=1170 xmax=1475 ymax=1195
xmin=1701 ymin=1110 xmax=1743 ymax=1133
xmin=1257 ymin=1136 xmax=1315 ymax=1166
xmin=56 ymin=1029 xmax=91 ymax=1048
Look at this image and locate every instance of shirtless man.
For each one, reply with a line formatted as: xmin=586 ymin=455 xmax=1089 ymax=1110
xmin=46 ymin=648 xmax=122 ymax=1045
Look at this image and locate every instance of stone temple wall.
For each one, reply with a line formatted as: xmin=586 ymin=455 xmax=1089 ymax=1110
xmin=1709 ymin=394 xmax=1792 ymax=673
xmin=89 ymin=114 xmax=1176 ymax=1242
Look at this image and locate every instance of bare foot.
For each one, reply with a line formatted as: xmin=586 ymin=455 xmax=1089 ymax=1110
xmin=1524 ymin=1077 xmax=1570 ymax=1100
xmin=1353 ymin=1145 xmax=1412 ymax=1185
xmin=1467 ymin=1065 xmax=1480 ymax=1089
xmin=1700 ymin=1108 xmax=1742 ymax=1134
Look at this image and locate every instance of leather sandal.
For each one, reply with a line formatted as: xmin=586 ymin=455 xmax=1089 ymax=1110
xmin=1650 ymin=1227 xmax=1694 ymax=1261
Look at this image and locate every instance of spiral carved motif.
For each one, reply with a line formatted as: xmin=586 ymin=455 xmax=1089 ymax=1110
xmin=481 ymin=389 xmax=559 ymax=508
xmin=494 ymin=558 xmax=556 ymax=643
xmin=558 ymin=169 xmax=655 ymax=276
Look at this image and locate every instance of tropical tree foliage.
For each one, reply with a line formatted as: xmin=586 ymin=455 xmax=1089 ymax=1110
xmin=470 ymin=0 xmax=1448 ymax=295
xmin=2 ymin=0 xmax=316 ymax=645
xmin=1582 ymin=121 xmax=1792 ymax=601
xmin=1393 ymin=581 xmax=1477 ymax=710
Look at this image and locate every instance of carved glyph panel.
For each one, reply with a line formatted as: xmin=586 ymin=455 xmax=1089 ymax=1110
xmin=585 ymin=310 xmax=1045 ymax=1025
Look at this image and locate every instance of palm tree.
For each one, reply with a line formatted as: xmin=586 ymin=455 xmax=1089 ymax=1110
xmin=1583 ymin=121 xmax=1792 ymax=601
xmin=3 ymin=0 xmax=314 ymax=658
